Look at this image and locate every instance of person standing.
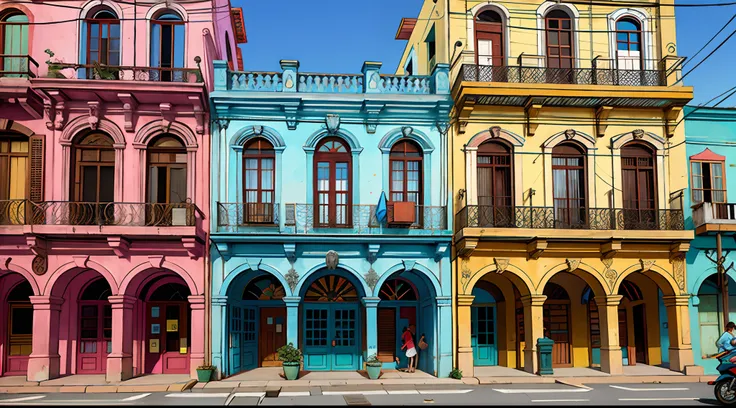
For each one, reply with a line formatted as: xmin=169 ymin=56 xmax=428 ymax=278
xmin=401 ymin=326 xmax=417 ymax=373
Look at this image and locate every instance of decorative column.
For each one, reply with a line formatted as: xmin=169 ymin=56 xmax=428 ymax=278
xmin=283 ymin=297 xmax=300 ymax=347
xmin=521 ymin=294 xmax=547 ymax=374
xmin=211 ymin=296 xmax=228 ymax=380
xmin=106 ymin=295 xmax=136 ymax=382
xmin=465 ymin=148 xmax=478 ymax=206
xmin=663 ymin=295 xmax=697 ymax=373
xmin=457 ymin=294 xmax=475 ymax=378
xmin=362 ymin=297 xmax=380 ymax=360
xmin=594 ymin=294 xmax=623 ymax=375
xmin=188 ymin=295 xmax=206 ymax=378
xmin=436 ymin=296 xmax=452 ymax=378
xmin=27 ymin=296 xmax=63 ymax=381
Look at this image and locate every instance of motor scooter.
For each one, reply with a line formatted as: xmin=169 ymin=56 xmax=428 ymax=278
xmin=708 ymin=350 xmax=736 ymax=405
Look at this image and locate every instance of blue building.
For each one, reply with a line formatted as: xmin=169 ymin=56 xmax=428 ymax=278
xmin=685 ymin=106 xmax=736 ymax=374
xmin=209 ymin=60 xmax=453 ymax=379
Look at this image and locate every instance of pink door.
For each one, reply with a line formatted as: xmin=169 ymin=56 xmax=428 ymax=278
xmin=77 ymin=302 xmax=111 ymax=374
xmin=145 ymin=302 xmax=190 ymax=374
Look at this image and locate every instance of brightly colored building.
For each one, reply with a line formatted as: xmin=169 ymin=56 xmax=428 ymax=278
xmin=0 ymin=0 xmax=244 ymax=381
xmin=684 ymin=107 xmax=736 ymax=375
xmin=396 ymin=0 xmax=699 ymax=376
xmin=208 ymin=59 xmax=454 ymax=379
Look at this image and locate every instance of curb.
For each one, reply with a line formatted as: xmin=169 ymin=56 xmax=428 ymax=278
xmin=555 ymin=379 xmax=592 ymax=390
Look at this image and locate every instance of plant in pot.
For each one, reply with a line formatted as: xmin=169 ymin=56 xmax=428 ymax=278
xmin=44 ymin=49 xmax=66 ymax=78
xmin=277 ymin=342 xmax=302 ymax=380
xmin=196 ymin=365 xmax=215 ymax=382
xmin=366 ymin=354 xmax=382 ymax=380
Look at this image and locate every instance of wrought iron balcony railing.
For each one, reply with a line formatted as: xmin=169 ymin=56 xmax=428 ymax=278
xmin=283 ymin=203 xmax=447 ymax=234
xmin=0 ymin=200 xmax=203 ymax=227
xmin=52 ymin=62 xmax=203 ymax=83
xmin=455 ymin=205 xmax=684 ymax=231
xmin=217 ymin=202 xmax=279 ymax=230
xmin=0 ymin=54 xmax=38 ymax=78
xmin=459 ymin=57 xmax=667 ymax=87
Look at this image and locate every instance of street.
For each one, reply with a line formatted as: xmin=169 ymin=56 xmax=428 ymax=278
xmin=0 ymin=382 xmax=724 ymax=406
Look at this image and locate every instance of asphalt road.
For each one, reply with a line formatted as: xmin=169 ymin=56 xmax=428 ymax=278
xmin=0 ymin=382 xmax=724 ymax=406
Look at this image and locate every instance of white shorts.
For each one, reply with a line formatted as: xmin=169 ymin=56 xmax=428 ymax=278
xmin=406 ymin=347 xmax=417 ymax=358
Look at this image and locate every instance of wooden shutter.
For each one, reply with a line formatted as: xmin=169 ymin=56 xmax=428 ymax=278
xmin=29 ymin=135 xmax=43 ymax=202
xmin=377 ymin=308 xmax=396 ymax=362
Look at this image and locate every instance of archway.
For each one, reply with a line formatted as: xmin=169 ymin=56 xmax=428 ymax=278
xmin=299 ymin=269 xmax=366 ymax=371
xmin=0 ymin=274 xmax=33 ymax=376
xmin=697 ymin=274 xmax=736 ymax=358
xmin=225 ymin=271 xmax=287 ymax=375
xmin=376 ymin=269 xmax=437 ymax=374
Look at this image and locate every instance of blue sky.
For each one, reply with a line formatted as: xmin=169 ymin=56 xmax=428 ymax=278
xmin=234 ymin=0 xmax=736 ymax=106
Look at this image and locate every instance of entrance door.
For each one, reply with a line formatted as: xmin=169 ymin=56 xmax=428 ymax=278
xmin=471 ymin=306 xmax=497 ymax=366
xmin=377 ymin=308 xmax=396 ymax=363
xmin=145 ymin=302 xmax=190 ymax=374
xmin=543 ymin=303 xmax=571 ymax=367
xmin=6 ymin=303 xmax=32 ymax=375
xmin=229 ymin=305 xmax=243 ymax=374
xmin=303 ymin=303 xmax=360 ymax=371
xmin=259 ymin=307 xmax=286 ymax=367
xmin=633 ymin=304 xmax=648 ymax=364
xmin=77 ymin=303 xmax=111 ymax=374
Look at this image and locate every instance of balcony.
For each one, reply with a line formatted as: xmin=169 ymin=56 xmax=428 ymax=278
xmin=281 ymin=203 xmax=447 ymax=235
xmin=692 ymin=202 xmax=736 ymax=235
xmin=455 ymin=205 xmax=685 ymax=231
xmin=0 ymin=200 xmax=203 ymax=227
xmin=53 ymin=62 xmax=203 ymax=83
xmin=0 ymin=55 xmax=38 ymax=78
xmin=217 ymin=202 xmax=280 ymax=231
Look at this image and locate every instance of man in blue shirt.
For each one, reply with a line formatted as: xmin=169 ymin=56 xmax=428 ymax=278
xmin=717 ymin=322 xmax=736 ymax=353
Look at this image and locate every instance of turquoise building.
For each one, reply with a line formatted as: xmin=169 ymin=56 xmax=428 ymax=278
xmin=208 ymin=60 xmax=453 ymax=379
xmin=685 ymin=106 xmax=736 ymax=374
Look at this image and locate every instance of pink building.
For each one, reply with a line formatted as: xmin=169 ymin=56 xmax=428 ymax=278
xmin=0 ymin=0 xmax=243 ymax=381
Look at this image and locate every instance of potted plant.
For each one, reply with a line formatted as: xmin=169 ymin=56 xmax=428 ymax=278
xmin=277 ymin=342 xmax=302 ymax=380
xmin=44 ymin=49 xmax=66 ymax=78
xmin=366 ymin=354 xmax=382 ymax=380
xmin=196 ymin=365 xmax=215 ymax=382
xmin=92 ymin=60 xmax=119 ymax=80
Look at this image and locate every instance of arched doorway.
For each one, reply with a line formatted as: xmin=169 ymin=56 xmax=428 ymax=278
xmin=1 ymin=277 xmax=33 ymax=375
xmin=471 ymin=282 xmax=500 ymax=367
xmin=376 ymin=270 xmax=437 ymax=374
xmin=543 ymin=282 xmax=571 ymax=367
xmin=77 ymin=278 xmax=112 ymax=374
xmin=228 ymin=273 xmax=286 ymax=374
xmin=140 ymin=279 xmax=191 ymax=374
xmin=698 ymin=274 xmax=736 ymax=358
xmin=300 ymin=271 xmax=364 ymax=371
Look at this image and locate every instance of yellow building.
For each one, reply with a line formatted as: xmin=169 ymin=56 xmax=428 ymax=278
xmin=396 ymin=0 xmax=699 ymax=376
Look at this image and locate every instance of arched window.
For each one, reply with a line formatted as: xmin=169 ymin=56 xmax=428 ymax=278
xmin=477 ymin=140 xmax=513 ymax=227
xmin=545 ymin=9 xmax=574 ymax=83
xmin=314 ymin=138 xmax=352 ymax=228
xmin=151 ymin=11 xmax=185 ymax=82
xmin=621 ymin=142 xmax=657 ymax=229
xmin=85 ymin=7 xmax=120 ymax=78
xmin=552 ymin=142 xmax=587 ymax=228
xmin=242 ymin=138 xmax=275 ymax=224
xmin=0 ymin=10 xmax=29 ymax=77
xmin=148 ymin=135 xmax=187 ymax=204
xmin=225 ymin=32 xmax=234 ymax=70
xmin=475 ymin=10 xmax=504 ymax=67
xmin=389 ymin=140 xmax=422 ymax=225
xmin=616 ymin=17 xmax=642 ymax=70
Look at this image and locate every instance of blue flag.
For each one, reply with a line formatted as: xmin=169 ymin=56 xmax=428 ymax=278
xmin=376 ymin=191 xmax=388 ymax=223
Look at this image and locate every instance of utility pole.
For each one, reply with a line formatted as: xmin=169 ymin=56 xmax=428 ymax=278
xmin=718 ymin=232 xmax=729 ymax=329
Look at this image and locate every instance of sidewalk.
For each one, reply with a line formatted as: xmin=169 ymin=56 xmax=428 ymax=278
xmin=0 ymin=374 xmax=195 ymax=394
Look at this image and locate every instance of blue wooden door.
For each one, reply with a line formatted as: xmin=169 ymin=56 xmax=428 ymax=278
xmin=331 ymin=304 xmax=360 ymax=370
xmin=304 ymin=304 xmax=331 ymax=370
xmin=303 ymin=303 xmax=360 ymax=371
xmin=471 ymin=306 xmax=497 ymax=366
xmin=241 ymin=306 xmax=258 ymax=370
xmin=229 ymin=305 xmax=243 ymax=374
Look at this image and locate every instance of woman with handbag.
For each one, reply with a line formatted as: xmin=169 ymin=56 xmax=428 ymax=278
xmin=400 ymin=326 xmax=417 ymax=373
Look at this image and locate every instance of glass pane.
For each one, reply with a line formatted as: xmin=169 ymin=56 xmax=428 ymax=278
xmin=82 ymin=167 xmax=98 ymax=202
xmin=11 ymin=307 xmax=32 ymax=335
xmin=169 ymin=167 xmax=187 ymax=203
xmin=99 ymin=166 xmax=114 ymax=202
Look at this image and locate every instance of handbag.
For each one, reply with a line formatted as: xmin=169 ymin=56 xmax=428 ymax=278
xmin=418 ymin=338 xmax=428 ymax=350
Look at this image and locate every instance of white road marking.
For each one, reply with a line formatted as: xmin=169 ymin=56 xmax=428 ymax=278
xmin=165 ymin=393 xmax=231 ymax=398
xmin=418 ymin=389 xmax=473 ymax=394
xmin=387 ymin=390 xmax=420 ymax=395
xmin=531 ymin=399 xmax=590 ymax=403
xmin=610 ymin=385 xmax=689 ymax=392
xmin=232 ymin=392 xmax=266 ymax=398
xmin=120 ymin=393 xmax=151 ymax=402
xmin=322 ymin=390 xmax=388 ymax=395
xmin=0 ymin=396 xmax=46 ymax=403
xmin=619 ymin=397 xmax=699 ymax=401
xmin=493 ymin=388 xmax=591 ymax=394
xmin=279 ymin=391 xmax=311 ymax=397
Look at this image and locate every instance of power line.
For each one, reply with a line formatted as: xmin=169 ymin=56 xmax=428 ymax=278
xmin=681 ymin=13 xmax=736 ymax=69
xmin=673 ymin=25 xmax=736 ymax=86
